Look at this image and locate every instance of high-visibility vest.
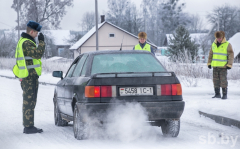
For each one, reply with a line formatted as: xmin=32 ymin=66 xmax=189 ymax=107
xmin=12 ymin=37 xmax=42 ymax=78
xmin=134 ymin=43 xmax=151 ymax=52
xmin=211 ymin=41 xmax=229 ymax=67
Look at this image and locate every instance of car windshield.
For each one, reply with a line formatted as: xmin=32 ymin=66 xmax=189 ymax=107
xmin=91 ymin=53 xmax=166 ymax=75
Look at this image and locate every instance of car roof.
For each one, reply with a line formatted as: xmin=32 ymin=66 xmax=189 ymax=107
xmin=84 ymin=50 xmax=151 ymax=55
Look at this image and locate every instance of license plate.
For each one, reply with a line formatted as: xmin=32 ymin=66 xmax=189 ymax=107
xmin=119 ymin=87 xmax=153 ymax=96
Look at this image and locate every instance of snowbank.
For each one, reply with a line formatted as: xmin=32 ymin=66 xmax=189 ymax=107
xmin=182 ymin=78 xmax=240 ymax=121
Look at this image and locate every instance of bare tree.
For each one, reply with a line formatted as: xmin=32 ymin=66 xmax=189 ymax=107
xmin=65 ymin=31 xmax=83 ymax=46
xmin=106 ymin=0 xmax=141 ymax=35
xmin=11 ymin=0 xmax=74 ymax=29
xmin=140 ymin=0 xmax=190 ymax=46
xmin=106 ymin=0 xmax=131 ymax=27
xmin=207 ymin=4 xmax=240 ymax=39
xmin=80 ymin=11 xmax=95 ymax=32
xmin=188 ymin=14 xmax=204 ymax=33
xmin=198 ymin=35 xmax=211 ymax=62
xmin=0 ymin=30 xmax=18 ymax=57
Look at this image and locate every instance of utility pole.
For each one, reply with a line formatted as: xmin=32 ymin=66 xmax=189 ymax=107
xmin=17 ymin=0 xmax=20 ymax=39
xmin=95 ymin=0 xmax=99 ymax=51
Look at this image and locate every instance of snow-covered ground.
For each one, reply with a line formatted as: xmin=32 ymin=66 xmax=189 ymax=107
xmin=0 ymin=71 xmax=240 ymax=149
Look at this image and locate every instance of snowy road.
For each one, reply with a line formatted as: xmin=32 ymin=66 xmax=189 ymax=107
xmin=0 ymin=77 xmax=239 ymax=149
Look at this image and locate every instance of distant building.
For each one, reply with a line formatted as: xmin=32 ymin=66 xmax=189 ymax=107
xmin=156 ymin=47 xmax=168 ymax=56
xmin=69 ymin=20 xmax=157 ymax=59
xmin=41 ymin=30 xmax=72 ymax=58
xmin=228 ymin=32 xmax=240 ymax=62
xmin=4 ymin=30 xmax=74 ymax=59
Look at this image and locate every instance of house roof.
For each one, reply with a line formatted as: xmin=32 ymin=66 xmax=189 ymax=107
xmin=228 ymin=33 xmax=240 ymax=58
xmin=69 ymin=21 xmax=157 ymax=50
xmin=166 ymin=33 xmax=207 ymax=45
xmin=4 ymin=30 xmax=71 ymax=46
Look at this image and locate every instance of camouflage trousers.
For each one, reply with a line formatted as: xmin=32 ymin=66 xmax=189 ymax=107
xmin=213 ymin=68 xmax=228 ymax=88
xmin=21 ymin=77 xmax=39 ymax=127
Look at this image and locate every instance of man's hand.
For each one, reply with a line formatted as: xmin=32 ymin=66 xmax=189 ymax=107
xmin=208 ymin=65 xmax=211 ymax=69
xmin=226 ymin=66 xmax=231 ymax=70
xmin=38 ymin=33 xmax=44 ymax=41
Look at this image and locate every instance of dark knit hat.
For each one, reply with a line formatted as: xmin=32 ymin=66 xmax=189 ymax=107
xmin=138 ymin=32 xmax=147 ymax=39
xmin=27 ymin=20 xmax=42 ymax=32
xmin=214 ymin=31 xmax=225 ymax=38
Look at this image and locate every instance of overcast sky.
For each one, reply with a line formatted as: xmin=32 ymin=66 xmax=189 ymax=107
xmin=0 ymin=0 xmax=239 ymax=30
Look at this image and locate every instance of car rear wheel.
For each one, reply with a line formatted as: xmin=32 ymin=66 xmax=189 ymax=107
xmin=161 ymin=119 xmax=180 ymax=137
xmin=54 ymin=102 xmax=68 ymax=126
xmin=73 ymin=105 xmax=87 ymax=140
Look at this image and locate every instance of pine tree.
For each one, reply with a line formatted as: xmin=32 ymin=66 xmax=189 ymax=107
xmin=167 ymin=25 xmax=199 ymax=62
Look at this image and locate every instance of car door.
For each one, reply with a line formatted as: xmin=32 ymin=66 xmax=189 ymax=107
xmin=64 ymin=54 xmax=89 ymax=116
xmin=57 ymin=56 xmax=80 ymax=115
xmin=56 ymin=77 xmax=66 ymax=114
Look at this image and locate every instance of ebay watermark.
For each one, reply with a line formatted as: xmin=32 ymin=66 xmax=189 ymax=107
xmin=199 ymin=133 xmax=239 ymax=148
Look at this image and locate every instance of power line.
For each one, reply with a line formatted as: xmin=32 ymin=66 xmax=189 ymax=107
xmin=0 ymin=21 xmax=14 ymax=28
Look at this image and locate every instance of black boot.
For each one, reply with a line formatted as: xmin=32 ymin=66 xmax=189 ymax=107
xmin=212 ymin=87 xmax=221 ymax=98
xmin=222 ymin=88 xmax=227 ymax=100
xmin=23 ymin=126 xmax=43 ymax=134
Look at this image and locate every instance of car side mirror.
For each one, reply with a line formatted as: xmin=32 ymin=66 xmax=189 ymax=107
xmin=52 ymin=71 xmax=63 ymax=80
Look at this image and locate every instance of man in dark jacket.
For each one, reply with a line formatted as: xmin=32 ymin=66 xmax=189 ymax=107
xmin=18 ymin=21 xmax=45 ymax=134
xmin=133 ymin=32 xmax=155 ymax=55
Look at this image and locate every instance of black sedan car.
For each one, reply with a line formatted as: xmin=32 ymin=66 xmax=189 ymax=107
xmin=52 ymin=50 xmax=185 ymax=140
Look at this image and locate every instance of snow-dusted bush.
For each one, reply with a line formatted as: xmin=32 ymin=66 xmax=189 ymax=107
xmin=159 ymin=56 xmax=239 ymax=87
xmin=0 ymin=58 xmax=72 ymax=73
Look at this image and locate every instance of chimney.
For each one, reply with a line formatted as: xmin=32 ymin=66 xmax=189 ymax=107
xmin=101 ymin=15 xmax=105 ymax=23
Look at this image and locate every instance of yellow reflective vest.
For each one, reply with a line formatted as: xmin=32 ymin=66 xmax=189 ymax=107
xmin=211 ymin=41 xmax=229 ymax=67
xmin=134 ymin=43 xmax=151 ymax=52
xmin=13 ymin=37 xmax=42 ymax=78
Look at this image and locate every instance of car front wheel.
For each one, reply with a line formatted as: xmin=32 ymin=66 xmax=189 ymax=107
xmin=161 ymin=119 xmax=180 ymax=137
xmin=73 ymin=105 xmax=87 ymax=140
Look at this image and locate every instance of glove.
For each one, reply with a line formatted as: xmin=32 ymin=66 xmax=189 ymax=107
xmin=208 ymin=65 xmax=211 ymax=69
xmin=226 ymin=66 xmax=231 ymax=70
xmin=38 ymin=33 xmax=44 ymax=41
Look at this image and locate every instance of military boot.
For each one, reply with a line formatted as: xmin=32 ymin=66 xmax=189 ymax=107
xmin=222 ymin=88 xmax=228 ymax=100
xmin=212 ymin=87 xmax=221 ymax=98
xmin=23 ymin=126 xmax=43 ymax=134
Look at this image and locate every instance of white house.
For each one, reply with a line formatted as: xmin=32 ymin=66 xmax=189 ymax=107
xmin=228 ymin=32 xmax=240 ymax=62
xmin=69 ymin=21 xmax=157 ymax=59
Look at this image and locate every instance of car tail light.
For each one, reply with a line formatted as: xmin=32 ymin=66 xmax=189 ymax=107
xmin=85 ymin=86 xmax=116 ymax=98
xmin=172 ymin=84 xmax=177 ymax=95
xmin=85 ymin=86 xmax=100 ymax=97
xmin=161 ymin=84 xmax=171 ymax=95
xmin=177 ymin=84 xmax=182 ymax=95
xmin=157 ymin=84 xmax=182 ymax=96
xmin=101 ymin=86 xmax=112 ymax=97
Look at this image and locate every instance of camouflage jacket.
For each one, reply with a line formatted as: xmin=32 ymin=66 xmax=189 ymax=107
xmin=21 ymin=32 xmax=45 ymax=78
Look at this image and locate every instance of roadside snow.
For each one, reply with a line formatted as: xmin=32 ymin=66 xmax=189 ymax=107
xmin=182 ymin=79 xmax=240 ymax=121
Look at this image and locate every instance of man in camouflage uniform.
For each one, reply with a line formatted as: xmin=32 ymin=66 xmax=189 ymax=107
xmin=207 ymin=31 xmax=234 ymax=100
xmin=19 ymin=21 xmax=45 ymax=133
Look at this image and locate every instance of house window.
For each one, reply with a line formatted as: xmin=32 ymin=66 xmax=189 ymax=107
xmin=58 ymin=48 xmax=64 ymax=56
xmin=109 ymin=33 xmax=115 ymax=37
